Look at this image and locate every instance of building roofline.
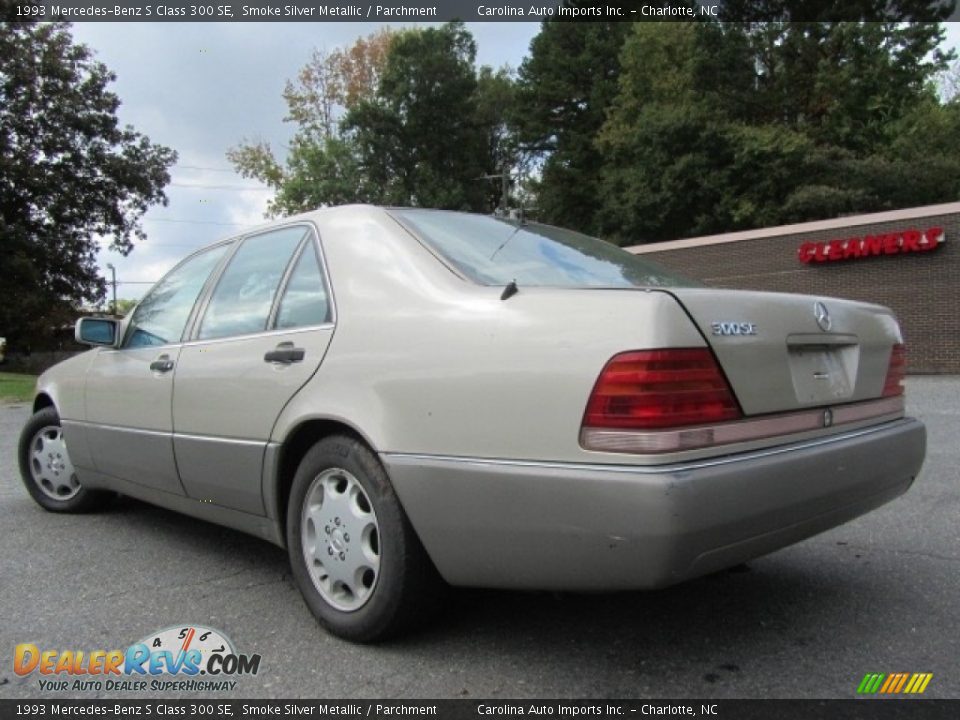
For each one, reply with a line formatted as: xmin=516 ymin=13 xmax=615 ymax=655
xmin=626 ymin=201 xmax=960 ymax=254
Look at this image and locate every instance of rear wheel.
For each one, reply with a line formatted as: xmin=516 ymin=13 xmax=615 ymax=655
xmin=18 ymin=406 xmax=112 ymax=513
xmin=286 ymin=434 xmax=443 ymax=642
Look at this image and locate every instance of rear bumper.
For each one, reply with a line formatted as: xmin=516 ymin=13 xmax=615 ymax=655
xmin=382 ymin=418 xmax=926 ymax=590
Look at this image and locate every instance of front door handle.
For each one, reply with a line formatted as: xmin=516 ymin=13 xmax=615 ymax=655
xmin=264 ymin=342 xmax=305 ymax=364
xmin=149 ymin=354 xmax=175 ymax=373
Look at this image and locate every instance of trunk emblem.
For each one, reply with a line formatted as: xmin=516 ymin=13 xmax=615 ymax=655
xmin=823 ymin=409 xmax=834 ymax=427
xmin=814 ymin=301 xmax=832 ymax=331
xmin=710 ymin=321 xmax=757 ymax=336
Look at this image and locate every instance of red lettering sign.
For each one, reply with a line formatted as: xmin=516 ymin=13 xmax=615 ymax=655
xmin=797 ymin=227 xmax=944 ymax=264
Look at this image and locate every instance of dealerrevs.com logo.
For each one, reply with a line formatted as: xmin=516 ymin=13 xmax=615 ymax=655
xmin=14 ymin=625 xmax=261 ymax=692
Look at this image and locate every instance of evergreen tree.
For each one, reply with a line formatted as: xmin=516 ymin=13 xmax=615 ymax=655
xmin=0 ymin=10 xmax=176 ymax=345
xmin=513 ymin=18 xmax=631 ymax=234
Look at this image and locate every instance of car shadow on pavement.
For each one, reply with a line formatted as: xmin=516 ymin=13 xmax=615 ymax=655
xmin=105 ymin=493 xmax=849 ymax=648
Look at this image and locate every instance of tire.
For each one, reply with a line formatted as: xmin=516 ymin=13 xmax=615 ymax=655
xmin=286 ymin=434 xmax=443 ymax=642
xmin=18 ymin=406 xmax=112 ymax=513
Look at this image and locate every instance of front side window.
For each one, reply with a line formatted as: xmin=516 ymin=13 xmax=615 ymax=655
xmin=390 ymin=209 xmax=695 ymax=288
xmin=197 ymin=226 xmax=305 ymax=340
xmin=275 ymin=240 xmax=331 ymax=329
xmin=124 ymin=244 xmax=228 ymax=348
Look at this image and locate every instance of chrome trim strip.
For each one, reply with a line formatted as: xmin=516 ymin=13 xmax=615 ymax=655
xmin=99 ymin=321 xmax=337 ymax=354
xmin=181 ymin=323 xmax=335 ymax=348
xmin=76 ymin=421 xmax=264 ymax=446
xmin=174 ymin=433 xmax=265 ymax=447
xmin=80 ymin=422 xmax=170 ymax=438
xmin=582 ymin=396 xmax=905 ymax=454
xmin=383 ymin=419 xmax=915 ymax=475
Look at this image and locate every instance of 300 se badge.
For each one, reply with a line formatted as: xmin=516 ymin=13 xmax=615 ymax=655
xmin=711 ymin=321 xmax=758 ymax=336
xmin=13 ymin=625 xmax=261 ymax=692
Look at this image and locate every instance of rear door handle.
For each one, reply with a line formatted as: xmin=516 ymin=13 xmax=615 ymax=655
xmin=149 ymin=354 xmax=175 ymax=373
xmin=264 ymin=342 xmax=305 ymax=364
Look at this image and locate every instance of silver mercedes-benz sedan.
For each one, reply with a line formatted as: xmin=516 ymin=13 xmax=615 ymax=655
xmin=19 ymin=206 xmax=926 ymax=641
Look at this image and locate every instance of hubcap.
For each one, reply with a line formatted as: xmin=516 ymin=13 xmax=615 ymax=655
xmin=301 ymin=468 xmax=380 ymax=612
xmin=29 ymin=425 xmax=81 ymax=501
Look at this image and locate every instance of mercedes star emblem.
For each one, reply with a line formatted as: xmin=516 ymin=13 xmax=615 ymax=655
xmin=814 ymin=301 xmax=832 ymax=332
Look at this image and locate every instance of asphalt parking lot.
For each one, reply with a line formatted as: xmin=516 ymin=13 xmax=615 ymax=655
xmin=1 ymin=377 xmax=957 ymax=700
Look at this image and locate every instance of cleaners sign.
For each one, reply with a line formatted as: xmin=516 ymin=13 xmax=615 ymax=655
xmin=798 ymin=227 xmax=944 ymax=264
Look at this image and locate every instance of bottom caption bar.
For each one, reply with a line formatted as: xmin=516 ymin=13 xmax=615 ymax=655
xmin=0 ymin=700 xmax=956 ymax=719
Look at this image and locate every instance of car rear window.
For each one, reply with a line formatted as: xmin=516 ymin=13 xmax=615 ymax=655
xmin=390 ymin=209 xmax=694 ymax=288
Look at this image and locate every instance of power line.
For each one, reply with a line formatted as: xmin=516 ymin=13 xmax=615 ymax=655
xmin=175 ymin=164 xmax=237 ymax=173
xmin=144 ymin=217 xmax=257 ymax=227
xmin=139 ymin=243 xmax=210 ymax=248
xmin=171 ymin=182 xmax=272 ymax=191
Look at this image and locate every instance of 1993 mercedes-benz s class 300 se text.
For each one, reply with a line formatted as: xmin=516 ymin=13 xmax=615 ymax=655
xmin=20 ymin=206 xmax=926 ymax=641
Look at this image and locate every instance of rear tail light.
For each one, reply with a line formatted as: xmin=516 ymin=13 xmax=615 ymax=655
xmin=581 ymin=346 xmax=906 ymax=455
xmin=882 ymin=343 xmax=906 ymax=397
xmin=582 ymin=349 xmax=741 ymax=431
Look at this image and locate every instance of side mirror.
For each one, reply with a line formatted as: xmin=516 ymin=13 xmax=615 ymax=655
xmin=75 ymin=317 xmax=120 ymax=348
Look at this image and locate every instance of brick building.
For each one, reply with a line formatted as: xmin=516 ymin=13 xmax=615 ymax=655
xmin=626 ymin=202 xmax=959 ymax=373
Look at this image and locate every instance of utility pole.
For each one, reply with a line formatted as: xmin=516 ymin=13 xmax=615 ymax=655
xmin=478 ymin=161 xmax=511 ymax=217
xmin=106 ymin=263 xmax=117 ymax=316
xmin=501 ymin=161 xmax=509 ymax=217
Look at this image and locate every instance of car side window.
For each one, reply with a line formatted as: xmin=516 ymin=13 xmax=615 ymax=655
xmin=124 ymin=244 xmax=229 ymax=348
xmin=275 ymin=239 xmax=331 ymax=329
xmin=197 ymin=226 xmax=305 ymax=341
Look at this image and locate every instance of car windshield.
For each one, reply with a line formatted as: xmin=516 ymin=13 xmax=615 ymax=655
xmin=390 ymin=209 xmax=695 ymax=288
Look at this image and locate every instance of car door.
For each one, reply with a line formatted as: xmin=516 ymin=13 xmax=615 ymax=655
xmin=172 ymin=224 xmax=335 ymax=515
xmin=83 ymin=243 xmax=231 ymax=495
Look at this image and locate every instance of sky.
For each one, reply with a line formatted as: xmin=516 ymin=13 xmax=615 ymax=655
xmin=69 ymin=21 xmax=541 ymax=300
xmin=69 ymin=21 xmax=960 ymax=301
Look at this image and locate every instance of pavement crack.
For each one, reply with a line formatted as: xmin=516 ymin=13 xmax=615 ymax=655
xmin=822 ymin=541 xmax=960 ymax=564
xmin=98 ymin=567 xmax=253 ymax=601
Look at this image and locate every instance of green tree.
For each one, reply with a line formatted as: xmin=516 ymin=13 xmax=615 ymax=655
xmin=344 ymin=22 xmax=490 ymax=210
xmin=230 ymin=23 xmax=507 ymax=215
xmin=513 ymin=15 xmax=630 ymax=234
xmin=0 ymin=9 xmax=176 ymax=346
xmin=596 ymin=13 xmax=960 ymax=243
xmin=720 ymin=19 xmax=952 ymax=151
xmin=228 ymin=28 xmax=395 ymax=216
xmin=473 ymin=65 xmax=518 ymax=212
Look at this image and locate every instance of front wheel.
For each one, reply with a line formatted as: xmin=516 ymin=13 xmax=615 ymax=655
xmin=18 ymin=406 xmax=112 ymax=513
xmin=286 ymin=435 xmax=443 ymax=642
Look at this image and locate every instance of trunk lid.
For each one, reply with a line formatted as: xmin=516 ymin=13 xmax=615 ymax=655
xmin=665 ymin=288 xmax=902 ymax=415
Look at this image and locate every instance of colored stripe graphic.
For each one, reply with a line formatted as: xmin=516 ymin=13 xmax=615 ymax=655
xmin=857 ymin=672 xmax=932 ymax=694
xmin=879 ymin=674 xmax=896 ymax=693
xmin=893 ymin=673 xmax=909 ymax=693
xmin=858 ymin=673 xmax=885 ymax=693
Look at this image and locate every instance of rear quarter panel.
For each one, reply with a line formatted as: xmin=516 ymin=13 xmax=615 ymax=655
xmin=271 ymin=207 xmax=706 ymax=463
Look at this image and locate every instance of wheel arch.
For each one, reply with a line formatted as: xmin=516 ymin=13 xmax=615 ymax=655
xmin=269 ymin=416 xmax=378 ymax=544
xmin=33 ymin=393 xmax=55 ymax=414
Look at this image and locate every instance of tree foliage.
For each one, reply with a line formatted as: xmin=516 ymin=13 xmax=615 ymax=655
xmin=232 ymin=6 xmax=960 ymax=245
xmin=282 ymin=28 xmax=394 ymax=140
xmin=229 ymin=23 xmax=514 ymax=216
xmin=228 ymin=27 xmax=397 ymax=216
xmin=591 ymin=13 xmax=959 ymax=243
xmin=0 ymin=11 xmax=176 ymax=345
xmin=512 ymin=18 xmax=631 ymax=235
